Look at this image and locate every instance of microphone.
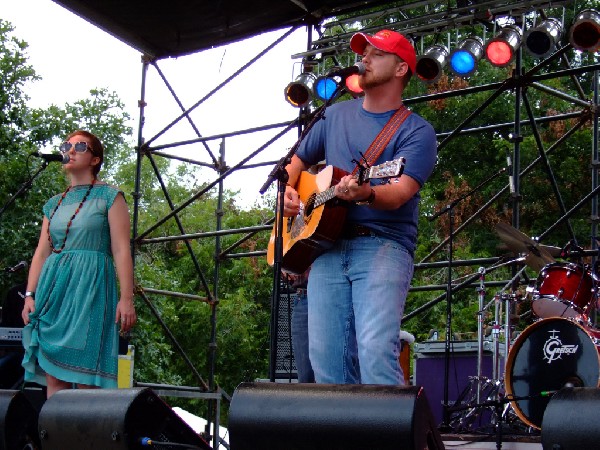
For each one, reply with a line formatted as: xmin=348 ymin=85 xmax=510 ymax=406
xmin=5 ymin=261 xmax=28 ymax=273
xmin=326 ymin=62 xmax=366 ymax=79
xmin=31 ymin=152 xmax=70 ymax=164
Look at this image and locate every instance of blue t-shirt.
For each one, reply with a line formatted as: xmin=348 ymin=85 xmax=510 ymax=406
xmin=296 ymin=98 xmax=437 ymax=254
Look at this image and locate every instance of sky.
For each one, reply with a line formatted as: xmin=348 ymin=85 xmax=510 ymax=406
xmin=1 ymin=0 xmax=311 ymax=206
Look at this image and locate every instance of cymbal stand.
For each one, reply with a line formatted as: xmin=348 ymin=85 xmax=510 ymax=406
xmin=477 ymin=258 xmax=526 ymax=383
xmin=492 ymin=294 xmax=502 ymax=381
xmin=496 ymin=264 xmax=528 ymax=376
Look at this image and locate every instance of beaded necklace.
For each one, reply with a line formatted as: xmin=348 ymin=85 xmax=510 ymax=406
xmin=47 ymin=179 xmax=96 ymax=254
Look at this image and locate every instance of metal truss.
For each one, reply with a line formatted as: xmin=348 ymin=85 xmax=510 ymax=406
xmin=129 ymin=0 xmax=598 ymax=445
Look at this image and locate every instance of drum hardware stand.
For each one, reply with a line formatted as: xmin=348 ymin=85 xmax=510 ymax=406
xmin=495 ymin=264 xmax=529 ymax=376
xmin=448 ymin=375 xmax=502 ymax=433
xmin=449 ymin=391 xmax=549 ymax=450
xmin=428 ymin=167 xmax=510 ymax=432
xmin=444 ymin=258 xmax=526 ymax=435
xmin=477 ymin=259 xmax=526 ymax=383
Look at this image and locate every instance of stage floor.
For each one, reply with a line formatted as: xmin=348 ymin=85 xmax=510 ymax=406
xmin=442 ymin=434 xmax=542 ymax=449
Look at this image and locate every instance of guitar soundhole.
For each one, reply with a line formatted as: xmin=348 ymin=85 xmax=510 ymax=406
xmin=305 ymin=194 xmax=316 ymax=217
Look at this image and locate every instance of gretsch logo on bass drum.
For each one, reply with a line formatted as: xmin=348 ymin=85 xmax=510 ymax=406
xmin=543 ymin=329 xmax=579 ymax=363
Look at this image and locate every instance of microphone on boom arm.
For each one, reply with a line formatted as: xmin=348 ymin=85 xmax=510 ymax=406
xmin=326 ymin=62 xmax=366 ymax=79
xmin=30 ymin=152 xmax=70 ymax=164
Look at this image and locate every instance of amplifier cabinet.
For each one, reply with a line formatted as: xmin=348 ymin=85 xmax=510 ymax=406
xmin=414 ymin=340 xmax=505 ymax=427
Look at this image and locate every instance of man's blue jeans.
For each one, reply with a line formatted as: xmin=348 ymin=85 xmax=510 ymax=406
xmin=291 ymin=292 xmax=315 ymax=383
xmin=307 ymin=235 xmax=413 ymax=384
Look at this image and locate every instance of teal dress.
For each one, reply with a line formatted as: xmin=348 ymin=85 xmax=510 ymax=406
xmin=22 ymin=183 xmax=123 ymax=388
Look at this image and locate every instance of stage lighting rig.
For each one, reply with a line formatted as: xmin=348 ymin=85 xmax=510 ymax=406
xmin=416 ymin=45 xmax=449 ymax=83
xmin=569 ymin=9 xmax=600 ymax=52
xmin=449 ymin=36 xmax=484 ymax=77
xmin=485 ymin=24 xmax=522 ymax=67
xmin=524 ymin=18 xmax=563 ymax=58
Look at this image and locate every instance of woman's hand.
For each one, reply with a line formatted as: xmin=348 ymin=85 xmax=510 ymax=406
xmin=116 ymin=299 xmax=137 ymax=334
xmin=22 ymin=298 xmax=35 ymax=325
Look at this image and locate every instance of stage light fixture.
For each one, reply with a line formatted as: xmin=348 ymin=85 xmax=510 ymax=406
xmin=524 ymin=18 xmax=563 ymax=57
xmin=449 ymin=36 xmax=484 ymax=77
xmin=569 ymin=9 xmax=600 ymax=52
xmin=284 ymin=72 xmax=316 ymax=108
xmin=345 ymin=73 xmax=363 ymax=96
xmin=313 ymin=75 xmax=340 ymax=102
xmin=416 ymin=45 xmax=449 ymax=83
xmin=485 ymin=25 xmax=522 ymax=67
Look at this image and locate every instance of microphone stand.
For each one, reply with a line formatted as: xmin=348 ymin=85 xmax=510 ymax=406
xmin=0 ymin=161 xmax=51 ymax=221
xmin=429 ymin=166 xmax=507 ymax=431
xmin=260 ymin=84 xmax=345 ymax=382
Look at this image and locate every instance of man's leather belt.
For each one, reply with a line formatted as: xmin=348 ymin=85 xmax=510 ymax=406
xmin=341 ymin=224 xmax=375 ymax=239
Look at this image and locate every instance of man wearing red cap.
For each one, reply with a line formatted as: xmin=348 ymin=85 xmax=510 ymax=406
xmin=282 ymin=29 xmax=437 ymax=385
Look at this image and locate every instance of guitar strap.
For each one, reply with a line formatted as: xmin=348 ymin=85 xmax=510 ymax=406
xmin=351 ymin=104 xmax=412 ymax=175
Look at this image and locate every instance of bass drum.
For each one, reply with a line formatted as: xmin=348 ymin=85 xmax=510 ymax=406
xmin=504 ymin=317 xmax=600 ymax=429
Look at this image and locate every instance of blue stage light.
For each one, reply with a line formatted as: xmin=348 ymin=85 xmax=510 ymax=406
xmin=449 ymin=36 xmax=484 ymax=77
xmin=314 ymin=76 xmax=340 ymax=102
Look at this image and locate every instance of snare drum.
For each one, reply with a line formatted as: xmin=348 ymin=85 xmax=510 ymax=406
xmin=532 ymin=263 xmax=595 ymax=319
xmin=504 ymin=317 xmax=600 ymax=429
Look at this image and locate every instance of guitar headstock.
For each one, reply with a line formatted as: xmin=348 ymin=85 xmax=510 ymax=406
xmin=358 ymin=157 xmax=406 ymax=184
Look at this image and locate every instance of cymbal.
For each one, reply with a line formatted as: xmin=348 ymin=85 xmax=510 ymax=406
xmin=495 ymin=223 xmax=556 ymax=271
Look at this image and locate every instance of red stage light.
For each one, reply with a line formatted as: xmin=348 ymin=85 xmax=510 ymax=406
xmin=486 ymin=41 xmax=513 ymax=66
xmin=344 ymin=74 xmax=363 ymax=95
xmin=485 ymin=25 xmax=522 ymax=67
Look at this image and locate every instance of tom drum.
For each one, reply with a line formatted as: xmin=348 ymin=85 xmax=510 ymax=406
xmin=532 ymin=263 xmax=595 ymax=319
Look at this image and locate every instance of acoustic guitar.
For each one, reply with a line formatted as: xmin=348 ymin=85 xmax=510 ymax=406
xmin=267 ymin=158 xmax=405 ymax=274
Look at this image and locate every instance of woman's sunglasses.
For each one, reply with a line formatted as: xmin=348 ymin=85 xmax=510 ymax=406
xmin=59 ymin=141 xmax=92 ymax=154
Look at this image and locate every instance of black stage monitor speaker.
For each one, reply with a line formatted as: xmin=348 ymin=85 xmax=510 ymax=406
xmin=0 ymin=389 xmax=40 ymax=450
xmin=229 ymin=382 xmax=445 ymax=450
xmin=38 ymin=387 xmax=212 ymax=450
xmin=542 ymin=387 xmax=600 ymax=449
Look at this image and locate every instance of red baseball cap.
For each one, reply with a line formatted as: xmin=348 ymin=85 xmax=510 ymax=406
xmin=350 ymin=29 xmax=416 ymax=74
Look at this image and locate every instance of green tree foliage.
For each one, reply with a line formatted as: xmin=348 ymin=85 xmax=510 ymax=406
xmin=0 ymin=20 xmax=275 ymax=418
xmin=0 ymin=20 xmax=132 ymax=294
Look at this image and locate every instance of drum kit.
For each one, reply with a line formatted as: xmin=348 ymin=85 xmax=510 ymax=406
xmin=450 ymin=222 xmax=600 ymax=433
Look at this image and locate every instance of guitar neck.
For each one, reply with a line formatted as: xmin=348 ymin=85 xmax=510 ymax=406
xmin=303 ymin=158 xmax=405 ymax=210
xmin=314 ymin=186 xmax=337 ymax=209
xmin=312 ymin=170 xmax=368 ymax=209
